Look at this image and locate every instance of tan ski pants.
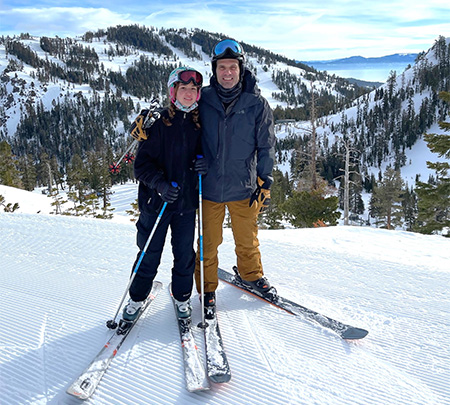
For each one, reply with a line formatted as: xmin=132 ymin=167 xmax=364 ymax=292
xmin=195 ymin=198 xmax=264 ymax=293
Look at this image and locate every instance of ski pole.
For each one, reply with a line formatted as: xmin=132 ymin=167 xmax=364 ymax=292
xmin=196 ymin=156 xmax=207 ymax=329
xmin=106 ymin=182 xmax=177 ymax=329
xmin=109 ymin=98 xmax=161 ymax=174
xmin=110 ymin=139 xmax=138 ymax=172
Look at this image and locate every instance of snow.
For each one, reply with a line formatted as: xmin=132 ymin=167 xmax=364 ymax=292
xmin=1 ymin=185 xmax=57 ymax=215
xmin=1 ymin=184 xmax=449 ymax=404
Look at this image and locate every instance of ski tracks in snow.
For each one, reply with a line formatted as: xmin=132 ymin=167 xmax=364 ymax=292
xmin=1 ymin=213 xmax=449 ymax=404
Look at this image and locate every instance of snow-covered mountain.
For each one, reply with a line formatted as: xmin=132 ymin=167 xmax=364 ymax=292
xmin=0 ymin=28 xmax=359 ymax=137
xmin=0 ymin=28 xmax=449 ymax=233
xmin=1 ymin=29 xmax=448 ymax=184
xmin=276 ymin=36 xmax=449 ymax=188
xmin=305 ymin=53 xmax=419 ymax=65
xmin=1 ymin=184 xmax=449 ymax=404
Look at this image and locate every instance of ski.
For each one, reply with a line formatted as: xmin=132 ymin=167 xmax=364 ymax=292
xmin=66 ymin=281 xmax=163 ymax=400
xmin=169 ymin=284 xmax=210 ymax=392
xmin=218 ymin=267 xmax=368 ymax=340
xmin=203 ymin=315 xmax=231 ymax=383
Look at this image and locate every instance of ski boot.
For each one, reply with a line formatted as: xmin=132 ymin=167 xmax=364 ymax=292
xmin=174 ymin=298 xmax=192 ymax=320
xmin=233 ymin=266 xmax=278 ymax=303
xmin=203 ymin=292 xmax=216 ymax=320
xmin=118 ymin=299 xmax=144 ymax=334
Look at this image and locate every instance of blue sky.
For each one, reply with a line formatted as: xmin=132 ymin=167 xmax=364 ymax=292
xmin=1 ymin=0 xmax=449 ymax=60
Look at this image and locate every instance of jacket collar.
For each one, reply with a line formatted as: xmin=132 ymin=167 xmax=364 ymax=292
xmin=201 ymin=68 xmax=261 ymax=112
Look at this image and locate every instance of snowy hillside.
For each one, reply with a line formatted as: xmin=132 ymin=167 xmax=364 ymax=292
xmin=275 ymin=120 xmax=446 ymax=188
xmin=1 ymin=185 xmax=449 ymax=404
xmin=275 ymin=36 xmax=450 ymax=188
xmin=1 ymin=30 xmax=448 ymax=206
xmin=0 ymin=30 xmax=316 ymax=136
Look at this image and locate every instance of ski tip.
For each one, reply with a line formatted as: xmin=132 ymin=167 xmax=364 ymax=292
xmin=186 ymin=382 xmax=210 ymax=392
xmin=209 ymin=373 xmax=232 ymax=384
xmin=341 ymin=327 xmax=369 ymax=340
xmin=66 ymin=387 xmax=90 ymax=400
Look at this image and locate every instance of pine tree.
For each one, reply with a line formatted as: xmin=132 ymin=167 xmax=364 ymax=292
xmin=282 ymin=179 xmax=341 ymax=228
xmin=66 ymin=154 xmax=89 ymax=216
xmin=336 ymin=138 xmax=364 ymax=225
xmin=36 ymin=152 xmax=51 ymax=190
xmin=283 ymin=85 xmax=341 ymax=228
xmin=0 ymin=194 xmax=20 ymax=212
xmin=84 ymin=150 xmax=114 ymax=218
xmin=17 ymin=154 xmax=37 ymax=191
xmin=260 ymin=168 xmax=287 ymax=229
xmin=402 ymin=185 xmax=418 ymax=231
xmin=66 ymin=154 xmax=85 ymax=194
xmin=125 ymin=199 xmax=140 ymax=222
xmin=369 ymin=166 xmax=405 ymax=229
xmin=48 ymin=189 xmax=67 ymax=215
xmin=0 ymin=141 xmax=22 ymax=188
xmin=415 ymin=91 xmax=450 ymax=235
xmin=66 ymin=190 xmax=84 ymax=216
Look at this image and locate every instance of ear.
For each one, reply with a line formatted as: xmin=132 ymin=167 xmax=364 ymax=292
xmin=169 ymin=83 xmax=178 ymax=103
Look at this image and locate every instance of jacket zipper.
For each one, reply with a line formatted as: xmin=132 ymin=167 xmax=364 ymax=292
xmin=220 ymin=115 xmax=227 ymax=202
xmin=180 ymin=113 xmax=187 ymax=212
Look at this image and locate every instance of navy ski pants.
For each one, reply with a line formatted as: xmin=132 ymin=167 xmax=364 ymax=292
xmin=129 ymin=209 xmax=196 ymax=302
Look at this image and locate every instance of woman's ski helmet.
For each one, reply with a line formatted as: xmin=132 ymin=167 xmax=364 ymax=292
xmin=167 ymin=66 xmax=203 ymax=104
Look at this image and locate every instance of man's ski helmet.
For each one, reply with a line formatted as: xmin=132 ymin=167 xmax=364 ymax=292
xmin=211 ymin=39 xmax=245 ymax=78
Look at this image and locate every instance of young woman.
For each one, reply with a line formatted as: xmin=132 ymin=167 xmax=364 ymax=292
xmin=123 ymin=66 xmax=207 ymax=321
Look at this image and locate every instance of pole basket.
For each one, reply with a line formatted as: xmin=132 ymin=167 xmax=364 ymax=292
xmin=109 ymin=162 xmax=121 ymax=175
xmin=124 ymin=153 xmax=135 ymax=164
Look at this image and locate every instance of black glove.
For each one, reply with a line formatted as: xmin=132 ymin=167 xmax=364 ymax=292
xmin=194 ymin=157 xmax=208 ymax=176
xmin=249 ymin=181 xmax=271 ymax=214
xmin=156 ymin=180 xmax=179 ymax=203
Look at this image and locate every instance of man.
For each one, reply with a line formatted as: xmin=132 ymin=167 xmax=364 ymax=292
xmin=195 ymin=39 xmax=276 ymax=319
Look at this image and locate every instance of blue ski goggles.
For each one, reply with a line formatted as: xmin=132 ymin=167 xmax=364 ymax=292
xmin=213 ymin=39 xmax=244 ymax=59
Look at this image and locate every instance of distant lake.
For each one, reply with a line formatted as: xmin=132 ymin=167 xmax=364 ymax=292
xmin=303 ymin=55 xmax=417 ymax=83
xmin=314 ymin=62 xmax=413 ymax=83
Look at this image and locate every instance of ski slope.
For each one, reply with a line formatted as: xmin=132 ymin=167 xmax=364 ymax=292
xmin=0 ymin=184 xmax=449 ymax=404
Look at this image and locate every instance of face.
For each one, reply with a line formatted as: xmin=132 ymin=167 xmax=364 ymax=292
xmin=175 ymin=82 xmax=199 ymax=107
xmin=216 ymin=59 xmax=240 ymax=89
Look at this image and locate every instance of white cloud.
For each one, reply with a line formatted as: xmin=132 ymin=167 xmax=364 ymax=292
xmin=0 ymin=7 xmax=135 ymax=37
xmin=0 ymin=1 xmax=449 ymax=59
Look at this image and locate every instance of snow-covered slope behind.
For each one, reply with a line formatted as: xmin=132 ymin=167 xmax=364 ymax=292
xmin=0 ymin=184 xmax=449 ymax=404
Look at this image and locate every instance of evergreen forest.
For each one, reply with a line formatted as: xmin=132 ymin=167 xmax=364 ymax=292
xmin=0 ymin=27 xmax=448 ymax=235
